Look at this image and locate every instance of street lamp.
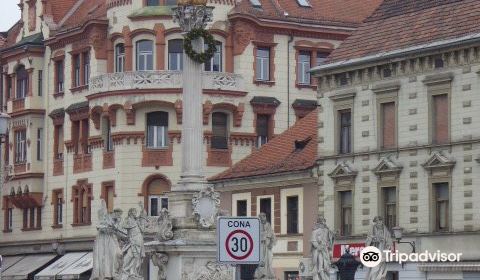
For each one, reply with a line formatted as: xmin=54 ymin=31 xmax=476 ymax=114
xmin=0 ymin=112 xmax=10 ymax=138
xmin=392 ymin=227 xmax=416 ymax=253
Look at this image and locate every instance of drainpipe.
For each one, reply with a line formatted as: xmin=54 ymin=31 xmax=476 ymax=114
xmin=287 ymin=34 xmax=294 ymax=128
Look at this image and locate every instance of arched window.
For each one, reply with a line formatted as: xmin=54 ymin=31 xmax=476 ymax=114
xmin=16 ymin=65 xmax=28 ymax=98
xmin=204 ymin=41 xmax=222 ymax=72
xmin=168 ymin=39 xmax=183 ymax=70
xmin=115 ymin=43 xmax=125 ymax=72
xmin=146 ymin=177 xmax=170 ymax=216
xmin=136 ymin=40 xmax=154 ymax=71
xmin=146 ymin=111 xmax=169 ymax=148
xmin=211 ymin=112 xmax=228 ymax=149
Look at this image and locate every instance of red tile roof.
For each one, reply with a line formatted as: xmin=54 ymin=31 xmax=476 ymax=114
xmin=230 ymin=0 xmax=383 ymax=27
xmin=326 ymin=0 xmax=480 ymax=63
xmin=209 ymin=109 xmax=317 ymax=181
xmin=58 ymin=0 xmax=107 ymax=31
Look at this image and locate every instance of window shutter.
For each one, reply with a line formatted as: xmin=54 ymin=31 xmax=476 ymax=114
xmin=433 ymin=94 xmax=448 ymax=144
xmin=382 ymin=102 xmax=396 ymax=148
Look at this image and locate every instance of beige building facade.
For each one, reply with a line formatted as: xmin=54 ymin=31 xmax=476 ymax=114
xmin=312 ymin=1 xmax=480 ymax=279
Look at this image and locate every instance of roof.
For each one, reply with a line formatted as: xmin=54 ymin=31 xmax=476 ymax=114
xmin=292 ymin=99 xmax=317 ymax=108
xmin=66 ymin=101 xmax=89 ymax=113
xmin=230 ymin=0 xmax=383 ymax=27
xmin=57 ymin=0 xmax=107 ymax=32
xmin=0 ymin=22 xmax=22 ymax=50
xmin=250 ymin=96 xmax=281 ymax=107
xmin=326 ymin=0 xmax=480 ymax=63
xmin=209 ymin=109 xmax=317 ymax=181
xmin=0 ymin=33 xmax=44 ymax=53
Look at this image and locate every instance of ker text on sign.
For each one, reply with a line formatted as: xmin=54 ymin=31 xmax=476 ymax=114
xmin=217 ymin=217 xmax=260 ymax=264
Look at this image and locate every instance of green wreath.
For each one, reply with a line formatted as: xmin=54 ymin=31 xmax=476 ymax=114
xmin=184 ymin=28 xmax=217 ymax=64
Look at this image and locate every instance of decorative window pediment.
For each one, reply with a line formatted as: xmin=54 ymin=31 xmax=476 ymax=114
xmin=422 ymin=151 xmax=455 ymax=171
xmin=328 ymin=161 xmax=357 ymax=183
xmin=372 ymin=156 xmax=403 ymax=177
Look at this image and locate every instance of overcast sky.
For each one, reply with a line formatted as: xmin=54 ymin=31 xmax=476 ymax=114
xmin=0 ymin=1 xmax=21 ymax=31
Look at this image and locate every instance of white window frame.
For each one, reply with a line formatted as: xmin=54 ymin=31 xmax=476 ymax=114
xmin=15 ymin=130 xmax=27 ymax=163
xmin=256 ymin=48 xmax=270 ymax=81
xmin=297 ymin=51 xmax=311 ymax=85
xmin=147 ymin=125 xmax=168 ymax=148
xmin=148 ymin=195 xmax=169 ymax=217
xmin=37 ymin=128 xmax=43 ymax=161
xmin=256 ymin=194 xmax=274 ymax=230
xmin=136 ymin=40 xmax=154 ymax=71
xmin=56 ymin=197 xmax=63 ymax=225
xmin=232 ymin=192 xmax=251 ymax=217
xmin=280 ymin=188 xmax=304 ymax=235
xmin=7 ymin=208 xmax=13 ymax=229
xmin=204 ymin=42 xmax=222 ymax=72
xmin=115 ymin=44 xmax=125 ymax=73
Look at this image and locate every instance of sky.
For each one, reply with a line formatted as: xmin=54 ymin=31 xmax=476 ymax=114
xmin=0 ymin=1 xmax=21 ymax=32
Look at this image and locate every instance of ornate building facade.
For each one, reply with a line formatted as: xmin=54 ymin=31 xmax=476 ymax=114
xmin=312 ymin=0 xmax=480 ymax=279
xmin=0 ymin=0 xmax=383 ymax=278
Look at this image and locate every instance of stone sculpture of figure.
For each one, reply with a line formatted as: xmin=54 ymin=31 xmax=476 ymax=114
xmin=151 ymin=252 xmax=169 ymax=280
xmin=311 ymin=217 xmax=335 ymax=280
xmin=365 ymin=216 xmax=393 ymax=280
xmin=254 ymin=213 xmax=276 ymax=280
xmin=121 ymin=203 xmax=147 ymax=280
xmin=157 ymin=208 xmax=174 ymax=241
xmin=91 ymin=201 xmax=124 ymax=280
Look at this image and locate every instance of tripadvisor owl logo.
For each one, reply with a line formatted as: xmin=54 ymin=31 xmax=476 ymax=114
xmin=360 ymin=246 xmax=382 ymax=268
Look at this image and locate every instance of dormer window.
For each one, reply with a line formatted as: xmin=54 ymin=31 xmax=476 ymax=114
xmin=249 ymin=0 xmax=261 ymax=8
xmin=296 ymin=0 xmax=311 ymax=7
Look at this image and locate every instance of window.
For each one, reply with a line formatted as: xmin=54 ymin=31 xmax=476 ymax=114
xmin=211 ymin=112 xmax=228 ymax=149
xmin=236 ymin=200 xmax=247 ymax=216
xmin=434 ymin=183 xmax=449 ymax=231
xmin=104 ymin=185 xmax=115 ymax=213
xmin=381 ymin=102 xmax=396 ymax=149
xmin=37 ymin=128 xmax=43 ymax=161
xmin=83 ymin=52 xmax=90 ymax=85
xmin=316 ymin=52 xmax=328 ymax=66
xmin=72 ymin=119 xmax=89 ymax=154
xmin=22 ymin=207 xmax=41 ymax=230
xmin=386 ymin=271 xmax=399 ymax=280
xmin=168 ymin=39 xmax=183 ymax=71
xmin=205 ymin=41 xmax=222 ymax=72
xmin=73 ymin=183 xmax=92 ymax=225
xmin=259 ymin=197 xmax=272 ymax=224
xmin=165 ymin=0 xmax=177 ymax=5
xmin=38 ymin=70 xmax=42 ymax=96
xmin=432 ymin=94 xmax=448 ymax=144
xmin=434 ymin=57 xmax=444 ymax=69
xmin=73 ymin=54 xmax=81 ymax=87
xmin=7 ymin=208 xmax=13 ymax=230
xmin=383 ymin=187 xmax=396 ymax=230
xmin=16 ymin=65 xmax=28 ymax=99
xmin=339 ymin=110 xmax=351 ymax=154
xmin=146 ymin=0 xmax=159 ymax=5
xmin=148 ymin=196 xmax=169 ymax=216
xmin=55 ymin=60 xmax=64 ymax=93
xmin=256 ymin=114 xmax=269 ymax=148
xmin=115 ymin=44 xmax=125 ymax=73
xmin=340 ymin=191 xmax=352 ymax=236
xmin=297 ymin=50 xmax=311 ymax=85
xmin=103 ymin=118 xmax=113 ymax=151
xmin=146 ymin=112 xmax=169 ymax=148
xmin=296 ymin=0 xmax=310 ymax=6
xmin=286 ymin=196 xmax=299 ymax=234
xmin=52 ymin=190 xmax=63 ymax=226
xmin=255 ymin=47 xmax=270 ymax=81
xmin=54 ymin=124 xmax=64 ymax=159
xmin=14 ymin=130 xmax=27 ymax=163
xmin=136 ymin=40 xmax=154 ymax=71
xmin=7 ymin=75 xmax=12 ymax=99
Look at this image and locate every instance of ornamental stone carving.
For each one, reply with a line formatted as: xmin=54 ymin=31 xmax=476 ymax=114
xmin=192 ymin=186 xmax=220 ymax=228
xmin=181 ymin=261 xmax=233 ymax=280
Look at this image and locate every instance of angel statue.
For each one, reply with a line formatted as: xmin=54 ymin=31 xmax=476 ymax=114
xmin=121 ymin=202 xmax=147 ymax=280
xmin=91 ymin=200 xmax=124 ymax=280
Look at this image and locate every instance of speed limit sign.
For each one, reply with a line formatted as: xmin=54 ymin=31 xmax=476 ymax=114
xmin=217 ymin=217 xmax=260 ymax=264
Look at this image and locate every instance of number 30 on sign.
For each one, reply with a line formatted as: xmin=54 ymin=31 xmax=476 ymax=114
xmin=217 ymin=217 xmax=260 ymax=264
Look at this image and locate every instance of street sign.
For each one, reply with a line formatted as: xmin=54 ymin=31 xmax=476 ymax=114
xmin=217 ymin=217 xmax=260 ymax=264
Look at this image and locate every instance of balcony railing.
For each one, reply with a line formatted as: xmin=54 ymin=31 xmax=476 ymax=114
xmin=89 ymin=71 xmax=245 ymax=94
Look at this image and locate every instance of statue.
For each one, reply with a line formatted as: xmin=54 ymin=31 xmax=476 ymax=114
xmin=365 ymin=216 xmax=393 ymax=280
xmin=121 ymin=203 xmax=147 ymax=280
xmin=151 ymin=252 xmax=169 ymax=280
xmin=91 ymin=201 xmax=124 ymax=280
xmin=254 ymin=213 xmax=276 ymax=280
xmin=157 ymin=208 xmax=174 ymax=241
xmin=310 ymin=217 xmax=334 ymax=280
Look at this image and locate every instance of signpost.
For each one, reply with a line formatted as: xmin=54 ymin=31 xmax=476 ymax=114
xmin=217 ymin=217 xmax=260 ymax=264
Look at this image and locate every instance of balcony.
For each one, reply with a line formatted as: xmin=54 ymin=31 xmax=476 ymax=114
xmin=89 ymin=71 xmax=245 ymax=95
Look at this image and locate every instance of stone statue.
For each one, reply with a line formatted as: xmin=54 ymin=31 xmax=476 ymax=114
xmin=310 ymin=217 xmax=335 ymax=280
xmin=151 ymin=252 xmax=169 ymax=280
xmin=91 ymin=201 xmax=124 ymax=280
xmin=254 ymin=213 xmax=276 ymax=280
xmin=365 ymin=216 xmax=393 ymax=280
xmin=121 ymin=203 xmax=147 ymax=280
xmin=157 ymin=208 xmax=174 ymax=241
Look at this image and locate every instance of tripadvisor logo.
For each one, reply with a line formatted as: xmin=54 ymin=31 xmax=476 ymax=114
xmin=360 ymin=246 xmax=462 ymax=266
